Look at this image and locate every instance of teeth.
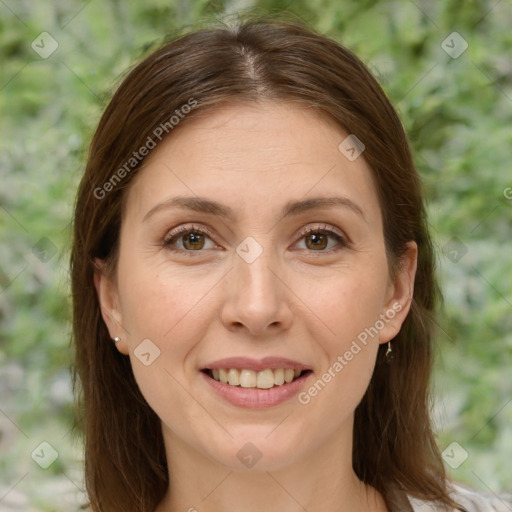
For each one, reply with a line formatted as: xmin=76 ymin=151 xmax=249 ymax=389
xmin=228 ymin=368 xmax=240 ymax=386
xmin=239 ymin=369 xmax=256 ymax=388
xmin=219 ymin=368 xmax=229 ymax=384
xmin=209 ymin=368 xmax=305 ymax=388
xmin=274 ymin=368 xmax=284 ymax=386
xmin=256 ymin=369 xmax=275 ymax=389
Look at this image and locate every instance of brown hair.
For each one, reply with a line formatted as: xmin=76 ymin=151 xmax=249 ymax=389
xmin=71 ymin=16 xmax=465 ymax=512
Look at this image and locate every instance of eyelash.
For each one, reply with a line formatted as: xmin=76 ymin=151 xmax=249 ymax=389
xmin=162 ymin=223 xmax=350 ymax=255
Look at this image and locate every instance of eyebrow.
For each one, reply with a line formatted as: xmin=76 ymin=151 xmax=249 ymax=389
xmin=142 ymin=195 xmax=366 ymax=223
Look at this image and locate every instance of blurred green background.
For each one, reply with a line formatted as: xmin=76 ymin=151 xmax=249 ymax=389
xmin=0 ymin=0 xmax=511 ymax=510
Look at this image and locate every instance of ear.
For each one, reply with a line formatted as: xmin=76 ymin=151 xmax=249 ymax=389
xmin=93 ymin=258 xmax=129 ymax=355
xmin=378 ymin=241 xmax=418 ymax=344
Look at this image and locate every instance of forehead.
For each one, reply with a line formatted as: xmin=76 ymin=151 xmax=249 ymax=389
xmin=123 ymin=101 xmax=381 ymax=226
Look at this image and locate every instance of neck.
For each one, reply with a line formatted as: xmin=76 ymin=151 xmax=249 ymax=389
xmin=155 ymin=420 xmax=388 ymax=512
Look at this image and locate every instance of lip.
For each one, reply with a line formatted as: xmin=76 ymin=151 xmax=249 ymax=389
xmin=201 ymin=356 xmax=312 ymax=372
xmin=200 ymin=369 xmax=313 ymax=408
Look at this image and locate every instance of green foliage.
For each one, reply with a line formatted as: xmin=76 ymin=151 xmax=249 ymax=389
xmin=1 ymin=0 xmax=510 ymax=508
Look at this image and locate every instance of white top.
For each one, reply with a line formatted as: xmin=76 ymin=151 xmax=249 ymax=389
xmin=408 ymin=482 xmax=512 ymax=511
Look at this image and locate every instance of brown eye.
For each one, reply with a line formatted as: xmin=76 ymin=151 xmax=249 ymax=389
xmin=182 ymin=232 xmax=206 ymax=250
xmin=163 ymin=225 xmax=217 ymax=253
xmin=305 ymin=232 xmax=329 ymax=250
xmin=296 ymin=225 xmax=349 ymax=252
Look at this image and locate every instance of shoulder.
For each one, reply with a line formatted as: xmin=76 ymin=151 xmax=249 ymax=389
xmin=407 ymin=482 xmax=512 ymax=512
xmin=446 ymin=482 xmax=512 ymax=512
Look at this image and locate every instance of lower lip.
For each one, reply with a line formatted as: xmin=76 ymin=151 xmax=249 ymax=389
xmin=200 ymin=370 xmax=312 ymax=408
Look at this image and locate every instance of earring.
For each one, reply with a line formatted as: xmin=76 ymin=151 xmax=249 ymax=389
xmin=385 ymin=341 xmax=394 ymax=363
xmin=113 ymin=337 xmax=121 ymax=344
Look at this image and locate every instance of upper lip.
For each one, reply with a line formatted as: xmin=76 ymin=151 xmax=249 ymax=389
xmin=201 ymin=357 xmax=312 ymax=372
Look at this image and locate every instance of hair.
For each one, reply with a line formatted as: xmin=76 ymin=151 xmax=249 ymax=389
xmin=70 ymin=16 xmax=467 ymax=512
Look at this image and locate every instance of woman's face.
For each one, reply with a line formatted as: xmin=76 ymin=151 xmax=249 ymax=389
xmin=95 ymin=101 xmax=416 ymax=472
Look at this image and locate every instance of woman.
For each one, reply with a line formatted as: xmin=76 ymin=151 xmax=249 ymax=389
xmin=70 ymin=17 xmax=511 ymax=512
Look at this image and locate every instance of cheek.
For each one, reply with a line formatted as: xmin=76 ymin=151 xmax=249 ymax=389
xmin=299 ymin=277 xmax=383 ymax=432
xmin=116 ymin=263 xmax=220 ymax=402
xmin=118 ymin=262 xmax=214 ymax=339
xmin=117 ymin=267 xmax=209 ymax=424
xmin=301 ymin=346 xmax=377 ymax=446
xmin=303 ymin=263 xmax=388 ymax=399
xmin=313 ymin=265 xmax=389 ymax=343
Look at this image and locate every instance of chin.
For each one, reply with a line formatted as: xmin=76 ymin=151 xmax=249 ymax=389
xmin=206 ymin=434 xmax=305 ymax=472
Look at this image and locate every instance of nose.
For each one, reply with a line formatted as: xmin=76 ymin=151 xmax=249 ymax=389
xmin=220 ymin=243 xmax=293 ymax=337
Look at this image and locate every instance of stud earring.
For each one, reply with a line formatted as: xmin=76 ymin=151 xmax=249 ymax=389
xmin=113 ymin=337 xmax=121 ymax=344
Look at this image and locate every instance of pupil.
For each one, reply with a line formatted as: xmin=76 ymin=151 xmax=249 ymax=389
xmin=307 ymin=233 xmax=326 ymax=250
xmin=184 ymin=233 xmax=204 ymax=250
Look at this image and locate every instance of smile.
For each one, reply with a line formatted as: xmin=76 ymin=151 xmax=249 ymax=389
xmin=203 ymin=367 xmax=310 ymax=389
xmin=200 ymin=368 xmax=313 ymax=408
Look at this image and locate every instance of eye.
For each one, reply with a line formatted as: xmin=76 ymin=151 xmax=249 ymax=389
xmin=294 ymin=224 xmax=349 ymax=252
xmin=163 ymin=224 xmax=218 ymax=254
xmin=162 ymin=223 xmax=350 ymax=255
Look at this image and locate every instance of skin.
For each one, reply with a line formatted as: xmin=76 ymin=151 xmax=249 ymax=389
xmin=95 ymin=101 xmax=417 ymax=512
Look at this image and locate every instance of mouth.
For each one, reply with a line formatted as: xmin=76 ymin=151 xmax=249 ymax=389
xmin=201 ymin=368 xmax=313 ymax=389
